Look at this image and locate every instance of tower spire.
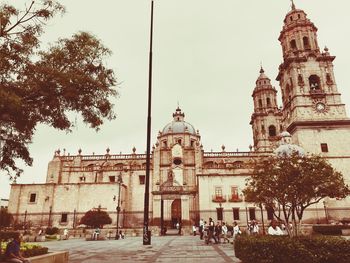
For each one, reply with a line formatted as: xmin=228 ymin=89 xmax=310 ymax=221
xmin=260 ymin=62 xmax=264 ymax=74
xmin=291 ymin=0 xmax=296 ymax=10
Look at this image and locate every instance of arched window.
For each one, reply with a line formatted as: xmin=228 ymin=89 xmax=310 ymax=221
xmin=303 ymin=37 xmax=310 ymax=49
xmin=269 ymin=125 xmax=277 ymax=137
xmin=290 ymin=39 xmax=297 ymax=50
xmin=267 ymin=98 xmax=271 ymax=108
xmin=309 ymin=75 xmax=321 ymax=90
xmin=258 ymin=99 xmax=263 ymax=108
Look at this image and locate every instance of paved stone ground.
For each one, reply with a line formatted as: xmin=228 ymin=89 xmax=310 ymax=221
xmin=34 ymin=236 xmax=242 ymax=263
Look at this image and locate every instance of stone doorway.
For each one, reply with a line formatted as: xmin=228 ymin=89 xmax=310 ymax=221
xmin=171 ymin=199 xmax=181 ymax=229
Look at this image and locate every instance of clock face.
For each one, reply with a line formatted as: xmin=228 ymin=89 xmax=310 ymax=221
xmin=315 ymin=102 xmax=326 ymax=112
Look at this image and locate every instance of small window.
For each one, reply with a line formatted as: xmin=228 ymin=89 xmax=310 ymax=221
xmin=173 ymin=158 xmax=182 ymax=166
xmin=268 ymin=125 xmax=277 ymax=137
xmin=249 ymin=208 xmax=256 ymax=221
xmin=216 ymin=207 xmax=223 ymax=221
xmin=233 ymin=208 xmax=240 ymax=220
xmin=61 ymin=213 xmax=68 ymax=223
xmin=280 ymin=125 xmax=283 ymax=133
xmin=290 ymin=39 xmax=297 ymax=49
xmin=290 ymin=16 xmax=293 ymax=22
xmin=267 ymin=207 xmax=274 ymax=221
xmin=139 ymin=175 xmax=145 ymax=185
xmin=178 ymin=139 xmax=182 ymax=145
xmin=309 ymin=75 xmax=321 ymax=90
xmin=162 ymin=140 xmax=167 ymax=148
xmin=109 ymin=176 xmax=115 ymax=182
xmin=258 ymin=99 xmax=263 ymax=108
xmin=29 ymin=193 xmax=36 ymax=203
xmin=79 ymin=176 xmax=86 ymax=182
xmin=267 ymin=98 xmax=271 ymax=107
xmin=190 ymin=140 xmax=195 ymax=147
xmin=215 ymin=187 xmax=223 ymax=197
xmin=321 ymin=143 xmax=329 ymax=153
xmin=261 ymin=125 xmax=265 ymax=133
xmin=231 ymin=186 xmax=239 ymax=200
xmin=303 ymin=37 xmax=310 ymax=49
xmin=298 ymin=14 xmax=301 ymax=19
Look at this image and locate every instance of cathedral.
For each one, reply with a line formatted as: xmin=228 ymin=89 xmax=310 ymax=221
xmin=7 ymin=4 xmax=350 ymax=234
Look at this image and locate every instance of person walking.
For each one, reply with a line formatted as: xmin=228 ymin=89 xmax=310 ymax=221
xmin=214 ymin=222 xmax=222 ymax=244
xmin=232 ymin=221 xmax=241 ymax=243
xmin=206 ymin=218 xmax=218 ymax=244
xmin=199 ymin=218 xmax=204 ymax=240
xmin=221 ymin=222 xmax=230 ymax=244
xmin=192 ymin=224 xmax=197 ymax=236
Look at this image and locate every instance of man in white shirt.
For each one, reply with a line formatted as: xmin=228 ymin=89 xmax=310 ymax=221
xmin=268 ymin=220 xmax=284 ymax=235
xmin=232 ymin=221 xmax=241 ymax=241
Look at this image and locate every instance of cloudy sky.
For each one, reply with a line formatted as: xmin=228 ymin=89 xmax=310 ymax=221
xmin=1 ymin=0 xmax=350 ymax=198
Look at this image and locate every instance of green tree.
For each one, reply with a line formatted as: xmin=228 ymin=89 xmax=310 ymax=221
xmin=0 ymin=208 xmax=13 ymax=228
xmin=244 ymin=153 xmax=350 ymax=236
xmin=0 ymin=1 xmax=117 ymax=179
xmin=80 ymin=208 xmax=112 ymax=229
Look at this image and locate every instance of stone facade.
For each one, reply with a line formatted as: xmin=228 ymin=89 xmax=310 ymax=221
xmin=7 ymin=5 xmax=350 ymax=232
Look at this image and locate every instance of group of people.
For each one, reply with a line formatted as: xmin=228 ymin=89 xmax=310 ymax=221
xmin=195 ymin=218 xmax=242 ymax=244
xmin=194 ymin=218 xmax=287 ymax=244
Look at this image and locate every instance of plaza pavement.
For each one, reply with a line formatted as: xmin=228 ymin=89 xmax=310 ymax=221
xmin=35 ymin=235 xmax=242 ymax=263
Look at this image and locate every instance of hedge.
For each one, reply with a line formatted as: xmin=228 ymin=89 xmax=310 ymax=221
xmin=45 ymin=227 xmax=59 ymax=235
xmin=234 ymin=235 xmax=350 ymax=263
xmin=0 ymin=232 xmax=19 ymax=241
xmin=313 ymin=225 xmax=350 ymax=235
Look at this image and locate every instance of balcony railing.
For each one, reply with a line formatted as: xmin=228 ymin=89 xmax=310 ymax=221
xmin=212 ymin=195 xmax=227 ymax=203
xmin=228 ymin=194 xmax=243 ymax=202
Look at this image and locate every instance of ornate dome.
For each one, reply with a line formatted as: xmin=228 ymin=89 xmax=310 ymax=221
xmin=162 ymin=107 xmax=196 ymax=135
xmin=274 ymin=131 xmax=305 ymax=157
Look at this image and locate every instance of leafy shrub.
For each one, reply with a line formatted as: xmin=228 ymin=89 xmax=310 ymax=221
xmin=0 ymin=231 xmax=19 ymax=241
xmin=45 ymin=235 xmax=58 ymax=240
xmin=313 ymin=225 xmax=350 ymax=235
xmin=0 ymin=242 xmax=48 ymax=259
xmin=22 ymin=246 xmax=48 ymax=257
xmin=80 ymin=209 xmax=112 ymax=228
xmin=234 ymin=235 xmax=350 ymax=263
xmin=0 ymin=209 xmax=13 ymax=228
xmin=45 ymin=227 xmax=59 ymax=235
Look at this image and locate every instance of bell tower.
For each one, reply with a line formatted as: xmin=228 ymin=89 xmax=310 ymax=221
xmin=250 ymin=67 xmax=283 ymax=151
xmin=276 ymin=3 xmax=350 ymax=155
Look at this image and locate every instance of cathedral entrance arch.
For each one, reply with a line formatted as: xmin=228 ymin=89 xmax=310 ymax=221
xmin=171 ymin=199 xmax=181 ymax=228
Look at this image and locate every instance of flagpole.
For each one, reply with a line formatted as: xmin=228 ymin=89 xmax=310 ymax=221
xmin=143 ymin=0 xmax=154 ymax=245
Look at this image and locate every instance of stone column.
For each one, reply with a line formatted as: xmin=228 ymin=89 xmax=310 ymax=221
xmin=181 ymin=195 xmax=190 ymax=224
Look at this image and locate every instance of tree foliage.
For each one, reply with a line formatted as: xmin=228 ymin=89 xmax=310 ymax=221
xmin=0 ymin=0 xmax=117 ymax=179
xmin=0 ymin=208 xmax=13 ymax=228
xmin=244 ymin=152 xmax=350 ymax=236
xmin=80 ymin=208 xmax=112 ymax=229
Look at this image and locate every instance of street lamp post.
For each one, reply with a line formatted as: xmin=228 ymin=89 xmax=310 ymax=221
xmin=143 ymin=0 xmax=154 ymax=245
xmin=23 ymin=210 xmax=27 ymax=231
xmin=114 ymin=173 xmax=123 ymax=240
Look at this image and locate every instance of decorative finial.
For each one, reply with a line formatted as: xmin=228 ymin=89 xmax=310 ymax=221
xmin=78 ymin=148 xmax=82 ymax=155
xmin=221 ymin=145 xmax=226 ymax=152
xmin=106 ymin=147 xmax=110 ymax=154
xmin=132 ymin=146 xmax=136 ymax=153
xmin=291 ymin=0 xmax=296 ymax=10
xmin=260 ymin=63 xmax=264 ymax=74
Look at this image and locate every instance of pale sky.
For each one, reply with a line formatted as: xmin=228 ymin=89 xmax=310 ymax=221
xmin=1 ymin=0 xmax=350 ymax=199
